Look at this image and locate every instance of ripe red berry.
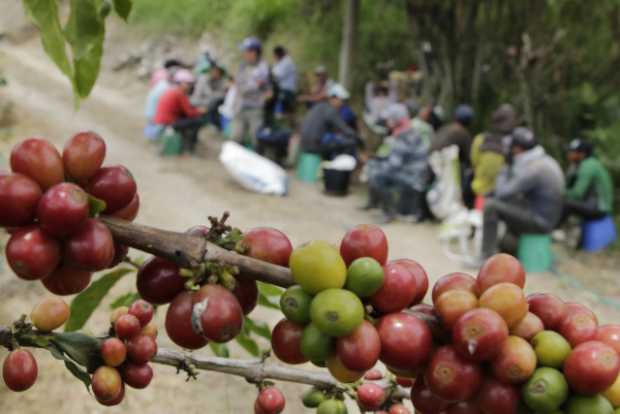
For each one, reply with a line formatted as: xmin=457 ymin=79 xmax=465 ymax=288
xmin=114 ymin=314 xmax=141 ymax=339
xmin=127 ymin=334 xmax=158 ymax=364
xmin=41 ymin=266 xmax=92 ymax=296
xmin=0 ymin=173 xmax=42 ymax=227
xmin=136 ymin=256 xmax=185 ymax=305
xmin=255 ymin=386 xmax=286 ymax=414
xmin=62 ymin=131 xmax=106 ymax=182
xmin=37 ymin=182 xmax=89 ymax=238
xmin=2 ymin=349 xmax=38 ymax=392
xmin=6 ymin=226 xmax=61 ymax=280
xmin=128 ymin=299 xmax=154 ymax=327
xmin=91 ymin=366 xmax=122 ymax=404
xmin=10 ymin=138 xmax=64 ymax=190
xmin=121 ymin=362 xmax=153 ymax=389
xmin=64 ymin=219 xmax=115 ymax=271
xmin=87 ymin=165 xmax=137 ymax=213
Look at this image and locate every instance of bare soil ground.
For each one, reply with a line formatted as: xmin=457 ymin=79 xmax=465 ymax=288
xmin=0 ymin=8 xmax=619 ymax=413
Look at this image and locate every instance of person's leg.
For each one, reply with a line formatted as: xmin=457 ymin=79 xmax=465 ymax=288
xmin=173 ymin=117 xmax=202 ymax=154
xmin=230 ymin=111 xmax=248 ymax=144
xmin=248 ymin=108 xmax=264 ymax=149
xmin=374 ymin=173 xmax=398 ymax=223
xmin=561 ymin=198 xmax=607 ymax=223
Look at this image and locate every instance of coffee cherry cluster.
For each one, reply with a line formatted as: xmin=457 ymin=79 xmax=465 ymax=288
xmin=270 ymin=224 xmax=429 ymax=391
xmin=93 ymin=299 xmax=157 ymax=406
xmin=157 ymin=227 xmax=289 ymax=350
xmin=2 ymin=296 xmax=70 ymax=392
xmin=0 ymin=134 xmax=139 ymax=295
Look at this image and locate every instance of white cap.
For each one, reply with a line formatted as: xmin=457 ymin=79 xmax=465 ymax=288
xmin=328 ymin=83 xmax=350 ymax=100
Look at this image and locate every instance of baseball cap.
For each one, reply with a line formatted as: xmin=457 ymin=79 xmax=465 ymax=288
xmin=240 ymin=36 xmax=262 ymax=51
xmin=328 ymin=84 xmax=350 ymax=100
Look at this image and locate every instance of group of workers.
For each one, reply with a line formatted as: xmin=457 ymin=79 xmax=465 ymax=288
xmin=143 ymin=36 xmax=615 ymax=260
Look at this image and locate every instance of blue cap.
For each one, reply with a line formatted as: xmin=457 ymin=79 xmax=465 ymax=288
xmin=454 ymin=104 xmax=474 ymax=123
xmin=240 ymin=36 xmax=262 ymax=52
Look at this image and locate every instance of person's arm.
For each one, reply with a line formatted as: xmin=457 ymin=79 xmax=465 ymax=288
xmin=179 ymin=92 xmax=202 ymax=118
xmin=567 ymin=160 xmax=594 ymax=200
xmin=495 ymin=167 xmax=535 ymax=200
xmin=327 ymin=106 xmax=356 ymax=138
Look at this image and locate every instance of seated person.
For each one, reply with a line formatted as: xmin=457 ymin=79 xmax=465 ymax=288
xmin=298 ymin=66 xmax=334 ymax=107
xmin=154 ymin=69 xmax=205 ymax=154
xmin=562 ymin=139 xmax=614 ymax=222
xmin=470 ymin=103 xmax=520 ymax=197
xmin=191 ymin=64 xmax=227 ymax=130
xmin=364 ymin=103 xmax=430 ymax=223
xmin=481 ymin=127 xmax=565 ymax=259
xmin=299 ymin=84 xmax=359 ymax=160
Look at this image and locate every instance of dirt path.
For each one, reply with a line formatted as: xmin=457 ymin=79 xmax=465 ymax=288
xmin=1 ymin=26 xmax=620 ymax=414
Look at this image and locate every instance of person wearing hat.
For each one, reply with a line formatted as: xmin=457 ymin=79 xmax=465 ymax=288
xmin=364 ymin=103 xmax=430 ymax=223
xmin=191 ymin=64 xmax=228 ymax=130
xmin=154 ymin=69 xmax=205 ymax=154
xmin=231 ymin=36 xmax=272 ymax=147
xmin=271 ymin=46 xmax=298 ymax=121
xmin=299 ymin=83 xmax=358 ymax=159
xmin=561 ymin=139 xmax=614 ymax=222
xmin=470 ymin=103 xmax=520 ymax=197
xmin=298 ymin=65 xmax=335 ymax=107
xmin=481 ymin=127 xmax=565 ymax=259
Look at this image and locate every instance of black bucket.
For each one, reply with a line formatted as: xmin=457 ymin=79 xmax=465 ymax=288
xmin=322 ymin=168 xmax=352 ymax=196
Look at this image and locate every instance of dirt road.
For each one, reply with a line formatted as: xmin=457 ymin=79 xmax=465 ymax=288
xmin=1 ymin=19 xmax=619 ymax=414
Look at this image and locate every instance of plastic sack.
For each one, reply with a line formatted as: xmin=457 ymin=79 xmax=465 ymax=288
xmin=322 ymin=154 xmax=357 ymax=171
xmin=219 ymin=141 xmax=288 ymax=196
xmin=426 ymin=145 xmax=464 ymax=220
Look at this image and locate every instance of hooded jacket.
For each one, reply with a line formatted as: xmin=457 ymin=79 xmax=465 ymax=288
xmin=495 ymin=146 xmax=565 ymax=228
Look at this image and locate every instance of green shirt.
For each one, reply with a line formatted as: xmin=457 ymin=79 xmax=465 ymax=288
xmin=567 ymin=157 xmax=614 ymax=213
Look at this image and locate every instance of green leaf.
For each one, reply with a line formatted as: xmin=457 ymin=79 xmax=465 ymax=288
xmin=257 ymin=292 xmax=281 ymax=310
xmin=109 ymin=292 xmax=140 ymax=309
xmin=88 ymin=194 xmax=107 ymax=217
xmin=22 ymin=0 xmax=73 ymax=78
xmin=64 ymin=360 xmax=92 ymax=391
xmin=46 ymin=341 xmax=92 ymax=390
xmin=245 ymin=317 xmax=271 ymax=341
xmin=235 ymin=333 xmax=260 ymax=357
xmin=112 ymin=0 xmax=132 ymax=20
xmin=51 ymin=332 xmax=102 ymax=369
xmin=65 ymin=268 xmax=133 ymax=332
xmin=257 ymin=281 xmax=284 ymax=297
xmin=209 ymin=343 xmax=230 ymax=358
xmin=64 ymin=0 xmax=106 ymax=99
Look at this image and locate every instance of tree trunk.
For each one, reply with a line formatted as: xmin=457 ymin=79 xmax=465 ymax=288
xmin=338 ymin=0 xmax=359 ymax=91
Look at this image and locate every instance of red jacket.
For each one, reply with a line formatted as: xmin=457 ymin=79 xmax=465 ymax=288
xmin=154 ymin=87 xmax=201 ymax=125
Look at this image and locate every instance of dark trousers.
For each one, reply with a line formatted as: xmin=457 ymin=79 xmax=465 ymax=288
xmin=482 ymin=198 xmax=552 ymax=258
xmin=173 ymin=116 xmax=207 ymax=153
xmin=559 ymin=198 xmax=606 ymax=226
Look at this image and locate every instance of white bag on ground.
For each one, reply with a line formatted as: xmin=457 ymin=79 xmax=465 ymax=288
xmin=322 ymin=154 xmax=357 ymax=171
xmin=219 ymin=141 xmax=288 ymax=196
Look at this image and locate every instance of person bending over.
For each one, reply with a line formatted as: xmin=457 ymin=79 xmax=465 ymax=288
xmin=154 ymin=69 xmax=205 ymax=154
xmin=481 ymin=127 xmax=565 ymax=259
xmin=299 ymin=84 xmax=359 ymax=160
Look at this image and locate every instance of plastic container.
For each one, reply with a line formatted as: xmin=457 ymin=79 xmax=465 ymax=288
xmin=296 ymin=152 xmax=322 ymax=183
xmin=518 ymin=234 xmax=553 ymax=272
xmin=322 ymin=168 xmax=351 ymax=196
xmin=582 ymin=215 xmax=617 ymax=252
